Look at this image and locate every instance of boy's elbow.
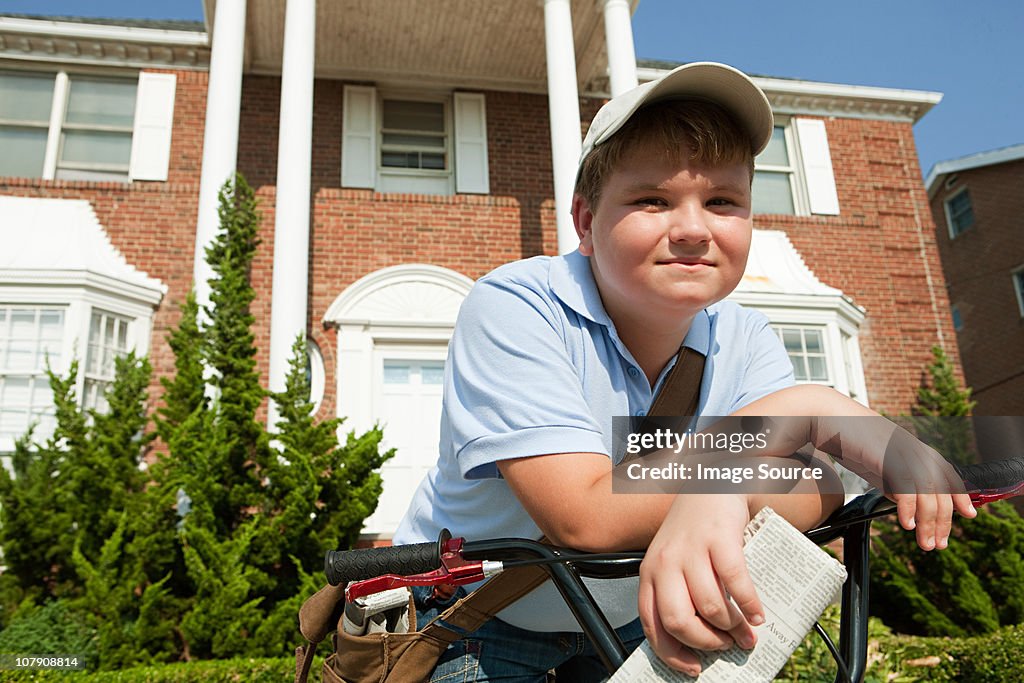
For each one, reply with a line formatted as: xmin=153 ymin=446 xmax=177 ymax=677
xmin=541 ymin=519 xmax=617 ymax=553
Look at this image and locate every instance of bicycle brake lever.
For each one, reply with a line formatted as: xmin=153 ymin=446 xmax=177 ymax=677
xmin=345 ymin=536 xmax=503 ymax=602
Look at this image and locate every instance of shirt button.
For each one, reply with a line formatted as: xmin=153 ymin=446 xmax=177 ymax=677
xmin=635 ymin=410 xmax=646 ymax=417
xmin=627 ymin=367 xmax=640 ymax=377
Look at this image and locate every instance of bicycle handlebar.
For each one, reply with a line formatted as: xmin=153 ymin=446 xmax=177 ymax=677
xmin=325 ymin=458 xmax=1024 ymax=587
xmin=325 ymin=530 xmax=451 ymax=586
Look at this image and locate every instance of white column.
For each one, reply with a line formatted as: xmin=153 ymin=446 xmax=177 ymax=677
xmin=267 ymin=0 xmax=317 ymax=427
xmin=193 ymin=0 xmax=247 ymax=317
xmin=603 ymin=0 xmax=638 ymax=96
xmin=543 ymin=0 xmax=583 ymax=255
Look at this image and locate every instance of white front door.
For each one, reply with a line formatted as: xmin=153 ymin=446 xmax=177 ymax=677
xmin=361 ymin=350 xmax=446 ymax=536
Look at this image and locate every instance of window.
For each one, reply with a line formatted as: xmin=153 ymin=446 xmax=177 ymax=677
xmin=951 ymin=304 xmax=963 ymax=331
xmin=753 ymin=126 xmax=797 ymax=215
xmin=59 ymin=78 xmax=138 ymax=181
xmin=945 ymin=187 xmax=975 ymax=238
xmin=305 ymin=338 xmax=325 ymax=415
xmin=775 ymin=326 xmax=829 ymax=383
xmin=83 ymin=311 xmax=130 ymax=412
xmin=752 ymin=119 xmax=840 ymax=217
xmin=0 ymin=70 xmax=176 ymax=182
xmin=0 ymin=73 xmax=53 ymax=178
xmin=0 ymin=307 xmax=64 ymax=445
xmin=380 ymin=99 xmax=447 ymax=171
xmin=342 ymin=86 xmax=489 ymax=195
xmin=1014 ymin=268 xmax=1024 ymax=317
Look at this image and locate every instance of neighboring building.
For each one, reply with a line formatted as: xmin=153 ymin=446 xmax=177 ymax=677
xmin=0 ymin=1 xmax=958 ymax=539
xmin=926 ymin=144 xmax=1024 ymax=415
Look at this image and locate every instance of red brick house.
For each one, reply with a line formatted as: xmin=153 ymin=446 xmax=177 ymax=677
xmin=926 ymin=144 xmax=1024 ymax=416
xmin=0 ymin=1 xmax=959 ymax=539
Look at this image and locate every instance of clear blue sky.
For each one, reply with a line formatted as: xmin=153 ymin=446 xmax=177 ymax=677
xmin=3 ymin=0 xmax=1020 ymax=177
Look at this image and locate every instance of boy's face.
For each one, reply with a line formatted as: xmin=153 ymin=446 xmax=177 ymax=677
xmin=573 ymin=142 xmax=753 ymax=331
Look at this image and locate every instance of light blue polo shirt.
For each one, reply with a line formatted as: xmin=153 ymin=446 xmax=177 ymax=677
xmin=394 ymin=250 xmax=794 ymax=631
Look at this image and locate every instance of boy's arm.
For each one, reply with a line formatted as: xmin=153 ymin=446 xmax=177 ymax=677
xmin=498 ymin=450 xmax=840 ymax=661
xmin=635 ymin=384 xmax=977 ymax=675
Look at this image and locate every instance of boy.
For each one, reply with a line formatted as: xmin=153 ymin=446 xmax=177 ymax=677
xmin=394 ymin=62 xmax=974 ymax=680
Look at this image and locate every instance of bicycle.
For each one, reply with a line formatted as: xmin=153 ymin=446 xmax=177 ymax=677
xmin=322 ymin=457 xmax=1024 ymax=683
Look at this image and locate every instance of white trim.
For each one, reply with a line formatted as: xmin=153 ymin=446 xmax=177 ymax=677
xmin=0 ymin=17 xmax=209 ymax=71
xmin=324 ymin=264 xmax=473 ymax=325
xmin=0 ymin=17 xmax=208 ymax=47
xmin=635 ymin=67 xmax=942 ymax=123
xmin=325 ymin=264 xmax=473 ymax=440
xmin=307 ymin=337 xmax=325 ymax=415
xmin=926 ymin=143 xmax=1024 ymax=196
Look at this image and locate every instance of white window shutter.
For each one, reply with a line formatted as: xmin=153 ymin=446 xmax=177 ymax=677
xmin=453 ymin=92 xmax=489 ymax=194
xmin=795 ymin=118 xmax=840 ymax=215
xmin=129 ymin=72 xmax=176 ymax=181
xmin=342 ymin=85 xmax=377 ymax=189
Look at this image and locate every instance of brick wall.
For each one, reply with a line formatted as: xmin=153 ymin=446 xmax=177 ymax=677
xmin=0 ymin=69 xmax=958 ymax=421
xmin=740 ymin=116 xmax=962 ymax=412
xmin=929 ymin=159 xmax=1024 ymax=414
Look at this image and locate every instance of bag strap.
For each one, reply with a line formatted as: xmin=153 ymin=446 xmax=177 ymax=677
xmin=422 ymin=562 xmax=550 ymax=637
xmin=295 ymin=582 xmax=346 ymax=682
xmin=621 ymin=345 xmax=706 ymax=464
xmin=648 ymin=345 xmax=706 ymax=418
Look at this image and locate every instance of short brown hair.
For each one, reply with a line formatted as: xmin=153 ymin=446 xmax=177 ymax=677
xmin=575 ymin=98 xmax=756 ymax=209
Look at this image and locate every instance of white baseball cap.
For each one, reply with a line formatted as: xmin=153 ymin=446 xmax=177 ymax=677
xmin=578 ymin=62 xmax=774 ymax=176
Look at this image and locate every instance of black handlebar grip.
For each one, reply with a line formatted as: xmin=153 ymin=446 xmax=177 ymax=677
xmin=324 ymin=529 xmax=451 ymax=586
xmin=957 ymin=457 xmax=1024 ymax=491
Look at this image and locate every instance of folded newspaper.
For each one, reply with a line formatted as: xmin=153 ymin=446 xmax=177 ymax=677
xmin=609 ymin=507 xmax=847 ymax=682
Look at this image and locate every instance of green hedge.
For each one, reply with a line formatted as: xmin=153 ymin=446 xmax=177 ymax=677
xmin=780 ymin=606 xmax=1024 ymax=682
xmin=4 ymin=625 xmax=1023 ymax=682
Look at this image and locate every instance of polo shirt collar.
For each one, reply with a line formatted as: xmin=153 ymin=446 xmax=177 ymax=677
xmin=551 ymin=251 xmax=712 ymax=357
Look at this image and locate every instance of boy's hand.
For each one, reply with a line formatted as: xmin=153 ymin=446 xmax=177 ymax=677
xmin=874 ymin=426 xmax=976 ymax=550
xmin=638 ymin=494 xmax=763 ymax=677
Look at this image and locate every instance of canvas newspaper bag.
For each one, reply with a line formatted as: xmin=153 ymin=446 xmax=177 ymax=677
xmin=294 ymin=347 xmax=706 ymax=682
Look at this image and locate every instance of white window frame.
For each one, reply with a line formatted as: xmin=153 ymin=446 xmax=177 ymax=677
xmin=773 ymin=325 xmax=830 ymax=384
xmin=0 ymin=285 xmax=154 ymax=453
xmin=376 ymin=92 xmax=454 ymax=195
xmin=82 ymin=309 xmax=132 ymax=413
xmin=944 ymin=186 xmax=975 ymax=239
xmin=306 ymin=337 xmax=325 ymax=416
xmin=0 ymin=305 xmax=67 ymax=449
xmin=765 ymin=317 xmax=867 ymax=405
xmin=0 ymin=68 xmax=175 ymax=183
xmin=754 ymin=120 xmax=808 ymax=216
xmin=1013 ymin=266 xmax=1024 ymax=318
xmin=754 ymin=117 xmax=840 ymax=217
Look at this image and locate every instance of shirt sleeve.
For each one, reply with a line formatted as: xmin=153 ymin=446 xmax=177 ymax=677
xmin=728 ymin=309 xmax=796 ymax=413
xmin=446 ymin=275 xmax=609 ymax=480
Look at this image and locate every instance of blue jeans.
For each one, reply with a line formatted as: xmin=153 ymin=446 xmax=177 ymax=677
xmin=413 ymin=585 xmax=646 ymax=682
